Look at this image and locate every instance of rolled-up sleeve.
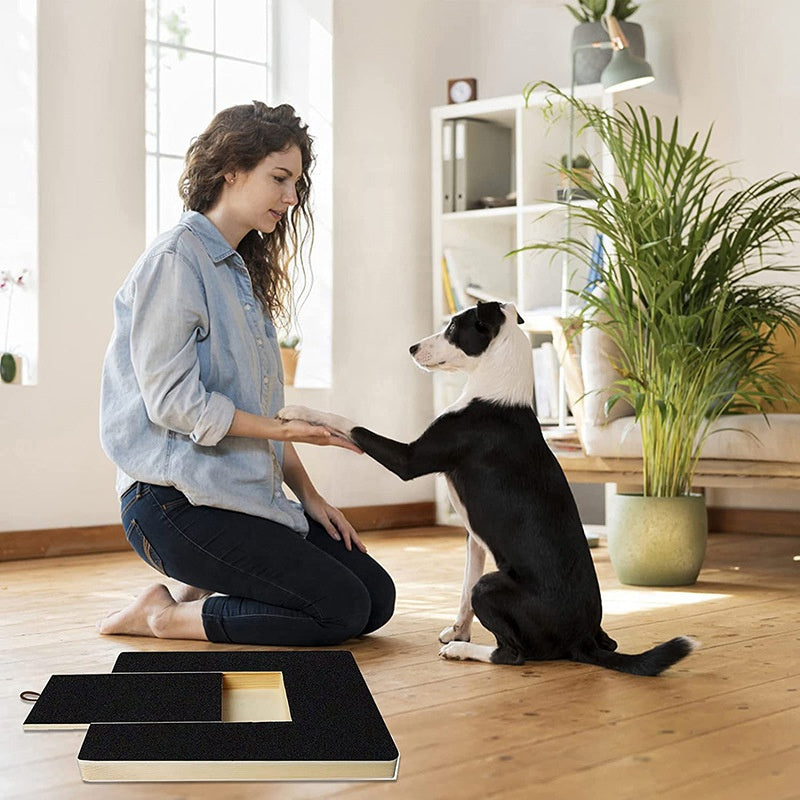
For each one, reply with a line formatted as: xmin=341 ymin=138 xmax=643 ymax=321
xmin=129 ymin=250 xmax=233 ymax=445
xmin=190 ymin=390 xmax=235 ymax=446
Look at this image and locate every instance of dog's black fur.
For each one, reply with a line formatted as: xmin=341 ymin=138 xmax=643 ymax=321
xmin=282 ymin=302 xmax=695 ymax=675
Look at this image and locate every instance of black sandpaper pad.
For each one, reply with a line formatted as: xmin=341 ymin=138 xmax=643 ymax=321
xmin=23 ymin=672 xmax=221 ymax=729
xmin=73 ymin=650 xmax=399 ymax=781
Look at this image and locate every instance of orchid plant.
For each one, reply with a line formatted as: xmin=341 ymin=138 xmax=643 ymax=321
xmin=1 ymin=268 xmax=29 ymax=383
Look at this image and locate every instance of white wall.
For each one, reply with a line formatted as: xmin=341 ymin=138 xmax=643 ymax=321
xmin=0 ymin=0 xmax=473 ymax=531
xmin=0 ymin=0 xmax=145 ymax=532
xmin=283 ymin=0 xmax=477 ymax=507
xmin=3 ymin=0 xmax=800 ymax=533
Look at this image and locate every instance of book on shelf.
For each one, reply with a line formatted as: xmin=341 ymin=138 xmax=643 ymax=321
xmin=441 ymin=256 xmax=458 ymax=314
xmin=441 ymin=248 xmax=473 ymax=311
xmin=442 ymin=247 xmax=514 ymax=312
xmin=464 ymin=284 xmax=505 ymax=304
xmin=532 ymin=341 xmax=559 ymax=422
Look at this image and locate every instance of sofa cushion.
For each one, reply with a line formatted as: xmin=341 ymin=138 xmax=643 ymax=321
xmin=581 ymin=411 xmax=800 ymax=463
xmin=580 ymin=325 xmax=634 ymax=426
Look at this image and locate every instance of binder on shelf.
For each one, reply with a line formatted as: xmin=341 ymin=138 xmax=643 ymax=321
xmin=454 ymin=119 xmax=512 ymax=212
xmin=442 ymin=120 xmax=455 ymax=213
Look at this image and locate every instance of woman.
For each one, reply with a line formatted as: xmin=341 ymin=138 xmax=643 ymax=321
xmin=98 ymin=102 xmax=395 ymax=645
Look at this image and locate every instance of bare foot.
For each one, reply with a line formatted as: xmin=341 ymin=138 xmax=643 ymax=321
xmin=97 ymin=583 xmax=175 ymax=637
xmin=172 ymin=582 xmax=213 ymax=603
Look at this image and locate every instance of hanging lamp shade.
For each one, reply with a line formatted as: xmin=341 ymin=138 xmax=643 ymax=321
xmin=600 ymin=15 xmax=655 ymax=93
xmin=601 ymin=48 xmax=654 ymax=93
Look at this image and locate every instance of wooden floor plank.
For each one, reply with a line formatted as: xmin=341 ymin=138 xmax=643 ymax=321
xmin=2 ymin=530 xmax=800 ymax=799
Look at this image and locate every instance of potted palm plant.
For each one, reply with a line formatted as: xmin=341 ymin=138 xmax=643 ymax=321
xmin=568 ymin=0 xmax=645 ymax=85
xmin=523 ymin=83 xmax=800 ymax=585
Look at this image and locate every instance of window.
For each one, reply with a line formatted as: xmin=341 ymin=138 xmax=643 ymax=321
xmin=0 ymin=0 xmax=38 ymax=385
xmin=145 ymin=0 xmax=274 ymax=241
xmin=145 ymin=0 xmax=332 ymax=388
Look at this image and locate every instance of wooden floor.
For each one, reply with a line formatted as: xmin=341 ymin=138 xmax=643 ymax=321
xmin=2 ymin=528 xmax=800 ymax=799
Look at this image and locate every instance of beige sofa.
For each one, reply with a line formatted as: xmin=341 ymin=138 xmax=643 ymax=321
xmin=552 ymin=324 xmax=800 ymax=492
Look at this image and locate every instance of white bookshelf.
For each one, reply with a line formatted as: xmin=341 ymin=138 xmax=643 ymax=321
xmin=430 ymin=83 xmax=676 ymax=525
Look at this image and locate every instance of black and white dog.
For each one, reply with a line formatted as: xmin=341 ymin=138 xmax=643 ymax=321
xmin=279 ymin=301 xmax=697 ymax=676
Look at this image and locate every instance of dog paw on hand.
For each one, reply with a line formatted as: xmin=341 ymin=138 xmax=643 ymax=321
xmin=276 ymin=405 xmax=317 ymax=424
xmin=438 ymin=625 xmax=470 ymax=644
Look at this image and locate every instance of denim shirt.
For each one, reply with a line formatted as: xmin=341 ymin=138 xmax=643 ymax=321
xmin=100 ymin=211 xmax=308 ymax=535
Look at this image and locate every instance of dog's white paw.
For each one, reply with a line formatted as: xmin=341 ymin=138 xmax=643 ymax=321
xmin=439 ymin=641 xmax=469 ymax=660
xmin=277 ymin=405 xmax=320 ymax=424
xmin=277 ymin=405 xmax=357 ymax=440
xmin=438 ymin=625 xmax=470 ymax=644
xmin=439 ymin=642 xmax=495 ymax=663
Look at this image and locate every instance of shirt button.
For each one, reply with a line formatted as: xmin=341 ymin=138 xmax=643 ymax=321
xmin=263 ymin=377 xmax=269 ymax=385
xmin=256 ymin=338 xmax=263 ymax=346
xmin=244 ymin=303 xmax=252 ymax=311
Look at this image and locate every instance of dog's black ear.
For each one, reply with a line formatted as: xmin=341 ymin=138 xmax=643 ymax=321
xmin=476 ymin=301 xmax=504 ymax=326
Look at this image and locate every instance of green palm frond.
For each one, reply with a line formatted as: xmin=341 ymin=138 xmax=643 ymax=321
xmin=565 ymin=1 xmax=639 ymax=23
xmin=520 ymin=82 xmax=800 ymax=496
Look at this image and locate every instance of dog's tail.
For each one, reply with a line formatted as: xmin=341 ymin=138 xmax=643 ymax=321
xmin=574 ymin=636 xmax=699 ymax=676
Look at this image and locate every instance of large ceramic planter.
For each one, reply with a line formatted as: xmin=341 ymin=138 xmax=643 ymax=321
xmin=607 ymin=493 xmax=708 ymax=586
xmin=572 ymin=21 xmax=646 ymax=85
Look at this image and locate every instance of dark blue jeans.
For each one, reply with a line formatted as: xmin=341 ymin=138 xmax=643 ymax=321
xmin=120 ymin=482 xmax=395 ymax=646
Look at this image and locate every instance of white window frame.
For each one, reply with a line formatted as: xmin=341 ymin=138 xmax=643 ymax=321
xmin=145 ymin=0 xmax=275 ymax=242
xmin=0 ymin=0 xmax=38 ymax=385
xmin=145 ymin=0 xmax=332 ymax=388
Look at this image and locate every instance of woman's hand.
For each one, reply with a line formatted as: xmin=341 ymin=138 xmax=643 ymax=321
xmin=278 ymin=419 xmax=363 ymax=452
xmin=227 ymin=410 xmax=362 ymax=452
xmin=303 ymin=492 xmax=367 ymax=553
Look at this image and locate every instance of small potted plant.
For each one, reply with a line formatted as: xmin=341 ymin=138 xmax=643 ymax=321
xmin=557 ymin=153 xmax=595 ymax=201
xmin=279 ymin=333 xmax=301 ymax=386
xmin=0 ymin=268 xmax=28 ymax=384
xmin=567 ymin=0 xmax=645 ymax=85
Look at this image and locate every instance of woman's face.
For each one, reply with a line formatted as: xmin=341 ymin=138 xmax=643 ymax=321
xmin=226 ymin=145 xmax=303 ymax=235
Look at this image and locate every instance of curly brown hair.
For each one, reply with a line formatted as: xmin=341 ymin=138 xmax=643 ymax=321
xmin=179 ymin=102 xmax=314 ymax=329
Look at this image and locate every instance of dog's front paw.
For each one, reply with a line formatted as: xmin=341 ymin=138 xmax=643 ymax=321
xmin=277 ymin=405 xmax=319 ymax=424
xmin=439 ymin=625 xmax=470 ymax=644
xmin=439 ymin=641 xmax=473 ymax=661
xmin=277 ymin=405 xmax=357 ymax=440
xmin=439 ymin=641 xmax=495 ymax=663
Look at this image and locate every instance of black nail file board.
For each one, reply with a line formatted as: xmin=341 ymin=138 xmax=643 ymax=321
xmin=22 ymin=672 xmax=221 ymax=729
xmin=26 ymin=650 xmax=399 ymax=782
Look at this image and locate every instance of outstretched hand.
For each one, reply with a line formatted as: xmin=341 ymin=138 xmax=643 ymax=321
xmin=277 ymin=419 xmax=362 ymax=453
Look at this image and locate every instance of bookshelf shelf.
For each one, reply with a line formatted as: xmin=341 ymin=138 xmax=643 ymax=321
xmin=442 ymin=206 xmax=518 ymax=223
xmin=430 ymin=84 xmax=677 ymax=524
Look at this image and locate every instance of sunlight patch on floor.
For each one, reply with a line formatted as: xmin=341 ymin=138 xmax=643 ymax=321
xmin=602 ymin=588 xmax=730 ymax=615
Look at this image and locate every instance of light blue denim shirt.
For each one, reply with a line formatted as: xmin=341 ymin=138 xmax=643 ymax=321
xmin=100 ymin=211 xmax=308 ymax=535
